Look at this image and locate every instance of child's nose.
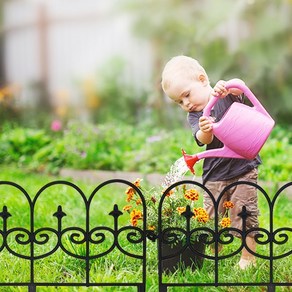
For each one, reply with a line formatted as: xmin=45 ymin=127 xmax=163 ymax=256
xmin=182 ymin=97 xmax=190 ymax=107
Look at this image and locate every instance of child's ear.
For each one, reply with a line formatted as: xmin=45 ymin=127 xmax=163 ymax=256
xmin=198 ymin=74 xmax=208 ymax=86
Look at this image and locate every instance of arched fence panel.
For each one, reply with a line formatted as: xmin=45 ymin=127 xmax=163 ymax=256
xmin=0 ymin=179 xmax=147 ymax=292
xmin=157 ymin=180 xmax=292 ymax=292
xmin=0 ymin=179 xmax=291 ymax=291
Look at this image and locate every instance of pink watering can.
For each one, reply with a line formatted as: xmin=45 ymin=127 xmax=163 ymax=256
xmin=182 ymin=79 xmax=275 ymax=174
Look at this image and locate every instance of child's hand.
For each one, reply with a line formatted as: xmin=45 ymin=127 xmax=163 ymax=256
xmin=211 ymin=80 xmax=228 ymax=98
xmin=199 ymin=116 xmax=214 ymax=133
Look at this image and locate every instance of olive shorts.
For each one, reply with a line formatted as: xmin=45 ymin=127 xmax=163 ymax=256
xmin=204 ymin=168 xmax=259 ymax=238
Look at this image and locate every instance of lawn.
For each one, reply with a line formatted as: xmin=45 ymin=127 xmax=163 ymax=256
xmin=0 ymin=166 xmax=291 ymax=291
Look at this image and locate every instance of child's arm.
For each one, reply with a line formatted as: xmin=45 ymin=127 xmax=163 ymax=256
xmin=196 ymin=79 xmax=244 ymax=145
xmin=196 ymin=116 xmax=214 ymax=145
xmin=212 ymin=79 xmax=244 ymax=97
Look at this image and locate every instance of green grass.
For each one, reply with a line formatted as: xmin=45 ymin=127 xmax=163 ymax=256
xmin=0 ymin=166 xmax=291 ymax=291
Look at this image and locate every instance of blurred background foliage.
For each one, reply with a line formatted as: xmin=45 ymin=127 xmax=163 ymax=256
xmin=0 ymin=0 xmax=291 ymax=128
xmin=0 ymin=0 xmax=291 ymax=180
xmin=0 ymin=121 xmax=291 ymax=182
xmin=120 ymin=0 xmax=292 ymax=126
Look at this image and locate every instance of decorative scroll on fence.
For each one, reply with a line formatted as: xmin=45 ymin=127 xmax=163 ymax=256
xmin=0 ymin=179 xmax=291 ymax=292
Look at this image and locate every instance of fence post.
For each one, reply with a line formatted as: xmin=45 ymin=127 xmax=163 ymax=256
xmin=28 ymin=285 xmax=36 ymax=292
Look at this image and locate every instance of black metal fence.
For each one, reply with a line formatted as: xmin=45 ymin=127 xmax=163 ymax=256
xmin=0 ymin=179 xmax=291 ymax=291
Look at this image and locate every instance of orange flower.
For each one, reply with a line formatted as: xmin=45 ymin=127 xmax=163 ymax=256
xmin=223 ymin=201 xmax=234 ymax=209
xmin=177 ymin=207 xmax=186 ymax=215
xmin=133 ymin=178 xmax=143 ymax=188
xmin=130 ymin=209 xmax=143 ymax=226
xmin=197 ymin=213 xmax=209 ymax=223
xmin=125 ymin=187 xmax=135 ymax=202
xmin=220 ymin=217 xmax=231 ymax=228
xmin=184 ymin=189 xmax=199 ymax=201
xmin=148 ymin=225 xmax=155 ymax=230
xmin=162 ymin=189 xmax=174 ymax=197
xmin=123 ymin=205 xmax=132 ymax=212
xmin=136 ymin=198 xmax=142 ymax=205
xmin=193 ymin=207 xmax=209 ymax=223
xmin=125 ymin=187 xmax=135 ymax=196
xmin=131 ymin=218 xmax=138 ymax=227
xmin=130 ymin=209 xmax=143 ymax=220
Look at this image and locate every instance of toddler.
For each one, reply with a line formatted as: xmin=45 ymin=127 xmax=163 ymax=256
xmin=161 ymin=55 xmax=261 ymax=270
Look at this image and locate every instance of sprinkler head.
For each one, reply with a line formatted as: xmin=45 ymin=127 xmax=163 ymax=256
xmin=182 ymin=149 xmax=199 ymax=175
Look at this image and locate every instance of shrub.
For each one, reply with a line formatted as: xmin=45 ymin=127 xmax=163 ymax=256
xmin=0 ymin=121 xmax=290 ymax=182
xmin=0 ymin=127 xmax=50 ymax=164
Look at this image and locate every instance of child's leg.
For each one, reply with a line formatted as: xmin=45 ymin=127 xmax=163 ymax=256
xmin=203 ymin=181 xmax=227 ymax=217
xmin=229 ymin=168 xmax=259 ymax=269
xmin=204 ymin=181 xmax=228 ymax=254
xmin=239 ymin=236 xmax=257 ymax=269
xmin=242 ymin=236 xmax=256 ymax=259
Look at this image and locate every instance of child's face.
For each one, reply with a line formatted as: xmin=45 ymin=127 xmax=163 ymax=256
xmin=165 ymin=74 xmax=211 ymax=112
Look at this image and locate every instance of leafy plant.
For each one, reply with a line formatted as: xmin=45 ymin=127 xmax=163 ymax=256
xmin=0 ymin=121 xmax=290 ymax=182
xmin=122 ymin=178 xmax=233 ymax=243
xmin=0 ymin=127 xmax=50 ymax=164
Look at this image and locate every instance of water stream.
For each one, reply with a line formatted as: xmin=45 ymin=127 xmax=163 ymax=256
xmin=161 ymin=157 xmax=192 ymax=189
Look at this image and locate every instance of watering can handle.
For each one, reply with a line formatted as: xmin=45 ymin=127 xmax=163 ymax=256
xmin=203 ymin=79 xmax=272 ymax=118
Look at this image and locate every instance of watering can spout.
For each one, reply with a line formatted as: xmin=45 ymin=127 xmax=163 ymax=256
xmin=182 ymin=149 xmax=199 ymax=174
xmin=182 ymin=146 xmax=249 ymax=174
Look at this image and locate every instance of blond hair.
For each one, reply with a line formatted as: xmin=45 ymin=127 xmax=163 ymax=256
xmin=161 ymin=55 xmax=209 ymax=92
